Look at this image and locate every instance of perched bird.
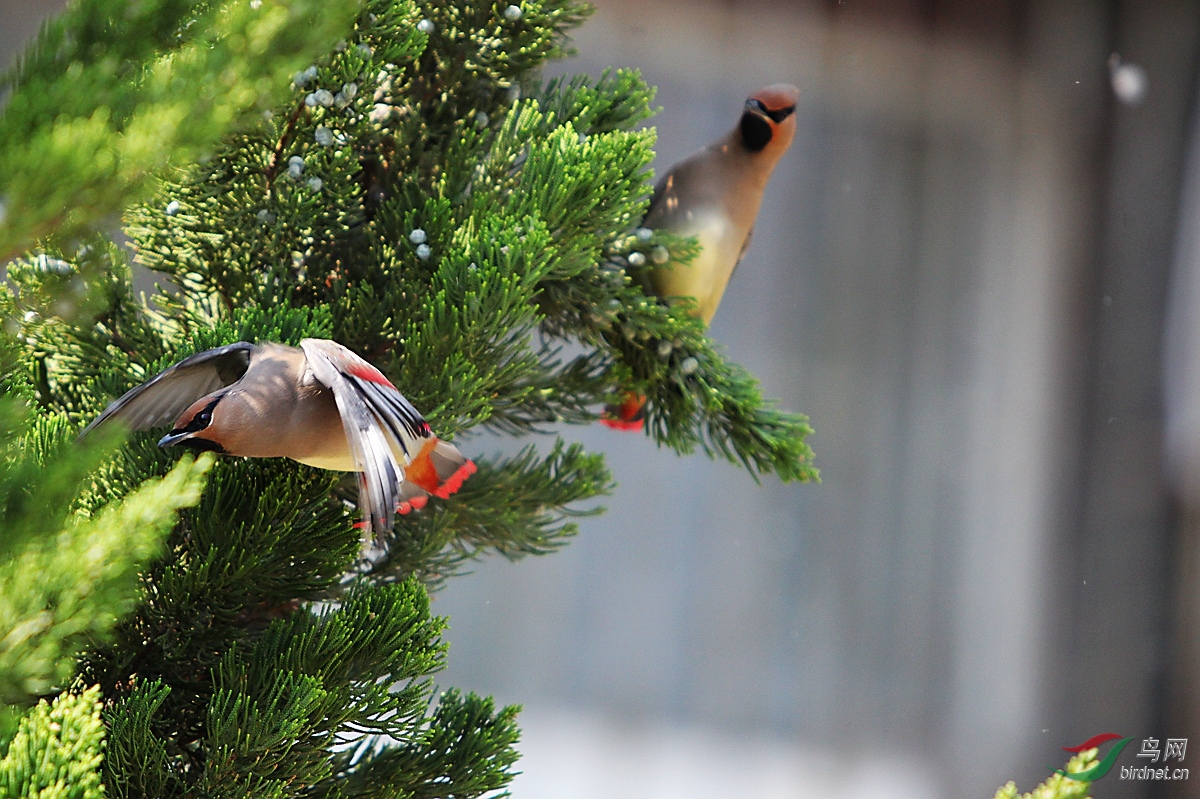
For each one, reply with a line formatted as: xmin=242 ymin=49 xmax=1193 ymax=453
xmin=83 ymin=338 xmax=475 ymax=536
xmin=602 ymin=83 xmax=800 ymax=431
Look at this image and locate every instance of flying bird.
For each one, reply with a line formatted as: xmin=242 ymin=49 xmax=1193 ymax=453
xmin=83 ymin=338 xmax=475 ymax=536
xmin=602 ymin=83 xmax=800 ymax=430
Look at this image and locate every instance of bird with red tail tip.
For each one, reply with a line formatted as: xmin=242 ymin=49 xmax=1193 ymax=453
xmin=82 ymin=338 xmax=475 ymax=541
xmin=601 ymin=83 xmax=801 ymax=431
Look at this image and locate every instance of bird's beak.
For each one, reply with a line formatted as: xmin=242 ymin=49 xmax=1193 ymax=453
xmin=745 ymin=98 xmax=769 ymax=120
xmin=158 ymin=431 xmax=189 ymax=448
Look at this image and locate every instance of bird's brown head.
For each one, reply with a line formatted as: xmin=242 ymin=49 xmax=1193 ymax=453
xmin=738 ymin=83 xmax=800 ymax=155
xmin=159 ymin=394 xmax=229 ymax=454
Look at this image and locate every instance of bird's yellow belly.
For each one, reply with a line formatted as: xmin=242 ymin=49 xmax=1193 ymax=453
xmin=289 ymin=436 xmax=410 ymax=473
xmin=650 ymin=211 xmax=742 ymax=325
xmin=293 ymin=451 xmax=359 ymax=472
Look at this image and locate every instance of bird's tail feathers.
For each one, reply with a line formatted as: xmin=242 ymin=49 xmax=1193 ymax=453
xmin=399 ymin=437 xmax=476 ymax=511
xmin=396 ymin=481 xmax=430 ymax=515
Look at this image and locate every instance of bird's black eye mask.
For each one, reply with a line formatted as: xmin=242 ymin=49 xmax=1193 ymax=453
xmin=745 ymin=98 xmax=797 ymax=123
xmin=161 ymin=396 xmax=228 ymax=454
xmin=172 ymin=397 xmax=221 ymax=436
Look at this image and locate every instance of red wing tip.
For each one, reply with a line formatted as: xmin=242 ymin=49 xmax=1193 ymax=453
xmin=398 ymin=494 xmax=430 ymax=516
xmin=352 ymin=520 xmax=370 ymax=530
xmin=600 ymin=417 xmax=644 ymax=432
xmin=432 ymin=459 xmax=476 ymax=499
xmin=347 ymin=363 xmax=396 ymax=388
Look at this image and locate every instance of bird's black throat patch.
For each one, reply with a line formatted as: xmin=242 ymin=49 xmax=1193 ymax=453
xmin=173 ymin=437 xmax=227 ymax=454
xmin=739 ymin=112 xmax=773 ymax=152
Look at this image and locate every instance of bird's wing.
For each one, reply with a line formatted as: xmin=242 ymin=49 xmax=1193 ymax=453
xmin=300 ymin=338 xmax=433 ymax=534
xmin=729 ymin=221 xmax=756 ymax=281
xmin=641 ymin=169 xmax=676 ymax=230
xmin=81 ymin=342 xmax=254 ymax=437
xmin=642 ymin=140 xmax=729 ymax=231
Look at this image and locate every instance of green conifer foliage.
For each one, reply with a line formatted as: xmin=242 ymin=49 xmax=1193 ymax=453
xmin=1 ymin=0 xmax=817 ymax=795
xmin=0 ymin=686 xmax=107 ymax=799
xmin=992 ymin=751 xmax=1098 ymax=799
xmin=0 ymin=0 xmax=360 ymax=262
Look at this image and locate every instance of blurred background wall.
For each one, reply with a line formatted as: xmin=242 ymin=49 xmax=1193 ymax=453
xmin=4 ymin=1 xmax=1200 ymax=797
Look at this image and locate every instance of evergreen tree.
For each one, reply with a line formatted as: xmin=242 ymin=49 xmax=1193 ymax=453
xmin=0 ymin=0 xmax=825 ymax=794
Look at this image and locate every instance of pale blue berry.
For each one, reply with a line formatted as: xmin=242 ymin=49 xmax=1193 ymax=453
xmin=417 ymin=18 xmax=434 ymax=33
xmin=335 ymin=82 xmax=358 ymax=107
xmin=416 ymin=243 xmax=432 ymax=260
xmin=370 ymin=103 xmax=394 ymax=124
xmin=409 ymin=228 xmax=427 ymax=244
xmin=165 ymin=200 xmax=181 ymax=216
xmin=35 ymin=254 xmax=72 ymax=275
xmin=504 ymin=4 xmax=522 ymax=20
